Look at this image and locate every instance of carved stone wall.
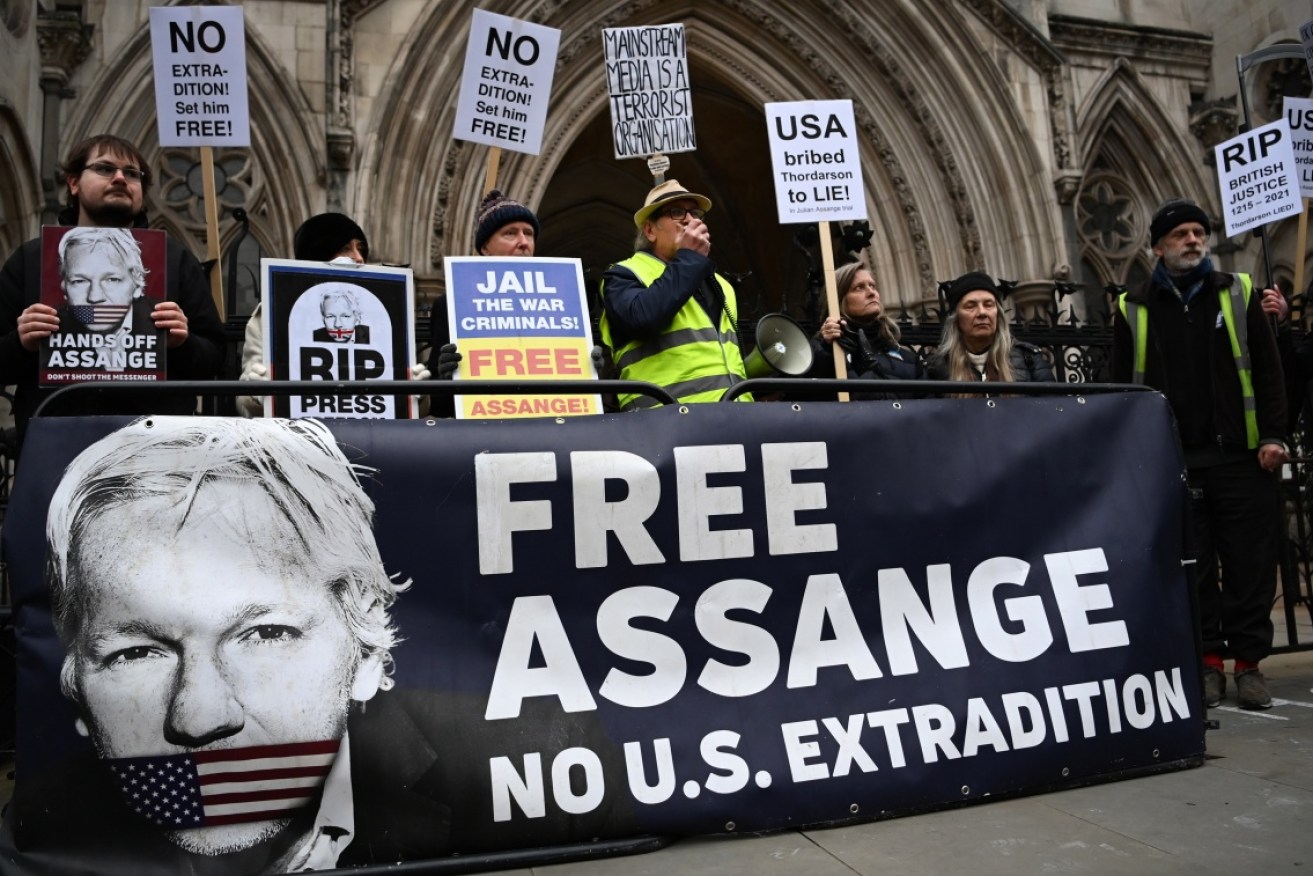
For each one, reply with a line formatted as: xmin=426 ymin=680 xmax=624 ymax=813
xmin=0 ymin=0 xmax=1303 ymax=322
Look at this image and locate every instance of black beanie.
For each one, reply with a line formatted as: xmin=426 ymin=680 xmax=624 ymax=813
xmin=943 ymin=271 xmax=1003 ymax=312
xmin=1150 ymin=199 xmax=1211 ymax=246
xmin=294 ymin=213 xmax=368 ymax=262
xmin=474 ymin=190 xmax=540 ymax=253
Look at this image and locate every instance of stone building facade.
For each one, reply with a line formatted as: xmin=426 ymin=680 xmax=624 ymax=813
xmin=0 ymin=0 xmax=1308 ymax=347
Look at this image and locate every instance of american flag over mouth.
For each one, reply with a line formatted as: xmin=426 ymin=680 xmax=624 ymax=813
xmin=107 ymin=740 xmax=341 ymax=828
xmin=71 ymin=304 xmax=130 ymax=331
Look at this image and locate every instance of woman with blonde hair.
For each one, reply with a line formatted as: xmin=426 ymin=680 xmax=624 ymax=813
xmin=812 ymin=260 xmax=924 ymax=395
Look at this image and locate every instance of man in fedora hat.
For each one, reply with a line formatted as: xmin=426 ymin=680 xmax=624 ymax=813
xmin=598 ymin=179 xmax=751 ymax=410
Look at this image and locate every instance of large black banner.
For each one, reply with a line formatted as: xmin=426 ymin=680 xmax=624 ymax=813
xmin=1 ymin=394 xmax=1203 ymax=873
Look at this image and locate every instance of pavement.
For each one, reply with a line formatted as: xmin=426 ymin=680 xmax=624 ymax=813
xmin=524 ymin=650 xmax=1313 ymax=876
xmin=2 ymin=651 xmax=1310 ymax=875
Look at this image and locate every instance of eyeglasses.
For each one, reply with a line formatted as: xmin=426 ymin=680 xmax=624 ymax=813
xmin=658 ymin=205 xmax=704 ymax=221
xmin=85 ymin=162 xmax=145 ymax=183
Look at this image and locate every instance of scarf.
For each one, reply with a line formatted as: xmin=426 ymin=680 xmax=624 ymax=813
xmin=1152 ymin=255 xmax=1213 ymax=306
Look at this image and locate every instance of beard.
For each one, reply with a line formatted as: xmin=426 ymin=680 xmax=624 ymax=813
xmin=79 ymin=195 xmax=139 ymax=227
xmin=1163 ymin=247 xmax=1206 ymax=275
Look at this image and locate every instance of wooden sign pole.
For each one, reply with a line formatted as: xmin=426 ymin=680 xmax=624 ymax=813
xmin=484 ymin=147 xmax=502 ymax=195
xmin=817 ymin=221 xmax=849 ymax=401
xmin=1296 ymin=199 xmax=1309 ymax=326
xmin=200 ymin=146 xmax=224 ymax=321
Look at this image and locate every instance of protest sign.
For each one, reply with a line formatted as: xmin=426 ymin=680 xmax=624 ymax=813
xmin=444 ymin=256 xmax=601 ymax=418
xmin=454 ymin=9 xmax=560 ymax=155
xmin=1286 ymin=97 xmax=1313 ymax=199
xmin=149 ymin=5 xmax=249 ymax=147
xmin=39 ymin=226 xmax=167 ymax=386
xmin=1214 ymin=118 xmax=1302 ymax=238
xmin=602 ymin=23 xmax=695 ymax=159
xmin=765 ymin=100 xmax=866 ymax=224
xmin=261 ymin=259 xmax=417 ymax=419
xmin=6 ymin=392 xmax=1204 ymax=873
xmin=1301 ymin=18 xmax=1313 ymax=86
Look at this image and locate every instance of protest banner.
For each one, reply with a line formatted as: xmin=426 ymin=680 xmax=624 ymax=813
xmin=602 ymin=23 xmax=695 ymax=160
xmin=444 ymin=256 xmax=601 ymax=419
xmin=4 ymin=391 xmax=1204 ymax=874
xmin=1286 ymin=97 xmax=1313 ymax=299
xmin=454 ymin=9 xmax=560 ymax=157
xmin=766 ymin=99 xmax=867 ymax=391
xmin=1288 ymin=98 xmax=1313 ymax=199
xmin=1214 ymin=118 xmax=1302 ymax=238
xmin=149 ymin=6 xmax=249 ymax=147
xmin=261 ymin=259 xmax=417 ymax=419
xmin=765 ymin=100 xmax=866 ymax=225
xmin=38 ymin=226 xmax=167 ymax=386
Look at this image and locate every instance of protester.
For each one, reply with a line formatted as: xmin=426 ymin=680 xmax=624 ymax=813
xmin=237 ymin=212 xmax=428 ymax=417
xmin=812 ymin=260 xmax=924 ymax=396
xmin=598 ymin=179 xmax=751 ymax=409
xmin=426 ymin=189 xmax=541 ymax=385
xmin=0 ymin=134 xmax=225 ymax=451
xmin=926 ymin=271 xmax=1054 ymax=384
xmin=1111 ymin=197 xmax=1288 ymax=710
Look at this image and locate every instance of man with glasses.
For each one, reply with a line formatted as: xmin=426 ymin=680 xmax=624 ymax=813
xmin=1112 ymin=197 xmax=1288 ymax=710
xmin=598 ymin=179 xmax=751 ymax=409
xmin=0 ymin=134 xmax=225 ymax=452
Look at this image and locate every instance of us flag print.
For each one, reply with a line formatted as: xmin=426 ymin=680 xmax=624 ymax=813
xmin=108 ymin=740 xmax=340 ymax=828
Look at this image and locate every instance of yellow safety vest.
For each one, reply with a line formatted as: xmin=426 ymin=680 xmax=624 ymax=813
xmin=600 ymin=252 xmax=752 ymax=410
xmin=1118 ymin=273 xmax=1258 ymax=448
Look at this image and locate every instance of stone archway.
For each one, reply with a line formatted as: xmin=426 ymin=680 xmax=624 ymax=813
xmin=0 ymin=103 xmax=39 ymax=256
xmin=362 ymin=0 xmax=1064 ymax=324
xmin=59 ymin=18 xmax=321 ymax=272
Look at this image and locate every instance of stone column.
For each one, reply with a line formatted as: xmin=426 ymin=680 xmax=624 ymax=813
xmin=35 ymin=8 xmax=92 ymax=225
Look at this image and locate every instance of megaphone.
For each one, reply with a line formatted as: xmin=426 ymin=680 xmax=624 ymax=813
xmin=744 ymin=313 xmax=814 ymax=377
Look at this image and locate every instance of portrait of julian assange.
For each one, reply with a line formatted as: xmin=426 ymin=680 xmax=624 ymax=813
xmin=29 ymin=417 xmax=409 ymax=873
xmin=56 ymin=226 xmax=151 ymax=333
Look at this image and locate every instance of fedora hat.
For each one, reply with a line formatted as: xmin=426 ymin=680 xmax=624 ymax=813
xmin=633 ymin=179 xmax=712 ymax=228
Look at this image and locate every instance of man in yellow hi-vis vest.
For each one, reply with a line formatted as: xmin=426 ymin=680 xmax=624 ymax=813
xmin=598 ymin=179 xmax=751 ymax=410
xmin=1112 ymin=198 xmax=1288 ymax=711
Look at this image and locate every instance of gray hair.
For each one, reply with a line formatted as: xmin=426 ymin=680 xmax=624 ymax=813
xmin=936 ymin=300 xmax=1015 ymax=383
xmin=317 ymin=283 xmax=362 ymax=316
xmin=46 ymin=417 xmax=407 ymax=699
xmin=57 ymin=227 xmax=148 ymax=298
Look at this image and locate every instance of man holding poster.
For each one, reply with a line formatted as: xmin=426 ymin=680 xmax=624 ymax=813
xmin=0 ymin=134 xmax=225 ymax=453
xmin=1112 ymin=197 xmax=1287 ymax=710
xmin=599 ymin=179 xmax=750 ymax=409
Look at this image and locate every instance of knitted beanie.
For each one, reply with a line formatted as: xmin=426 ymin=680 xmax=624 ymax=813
xmin=1149 ymin=198 xmax=1211 ymax=246
xmin=293 ymin=213 xmax=368 ymax=262
xmin=474 ymin=190 xmax=540 ymax=253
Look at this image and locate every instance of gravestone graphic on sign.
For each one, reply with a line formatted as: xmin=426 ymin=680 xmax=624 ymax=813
xmin=261 ymin=259 xmax=417 ymax=419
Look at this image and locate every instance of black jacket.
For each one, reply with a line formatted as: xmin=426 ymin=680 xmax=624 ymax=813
xmin=1111 ymin=268 xmax=1285 ymax=461
xmin=925 ymin=341 xmax=1055 ymax=383
xmin=0 ymin=227 xmax=225 ymax=451
xmin=810 ymin=323 xmax=925 ymax=398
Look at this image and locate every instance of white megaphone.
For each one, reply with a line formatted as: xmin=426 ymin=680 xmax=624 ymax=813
xmin=744 ymin=313 xmax=814 ymax=377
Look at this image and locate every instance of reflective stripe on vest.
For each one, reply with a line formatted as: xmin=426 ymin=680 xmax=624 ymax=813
xmin=600 ymin=251 xmax=752 ymax=410
xmin=1117 ymin=273 xmax=1257 ymax=448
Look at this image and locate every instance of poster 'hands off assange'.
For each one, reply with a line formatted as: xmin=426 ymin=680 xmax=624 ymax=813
xmin=4 ymin=393 xmax=1203 ymax=872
